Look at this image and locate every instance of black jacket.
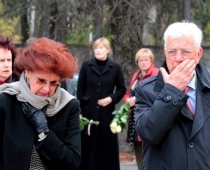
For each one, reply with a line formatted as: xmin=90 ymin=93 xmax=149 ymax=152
xmin=77 ymin=57 xmax=126 ymax=170
xmin=0 ymin=93 xmax=81 ymax=170
xmin=135 ymin=61 xmax=210 ymax=170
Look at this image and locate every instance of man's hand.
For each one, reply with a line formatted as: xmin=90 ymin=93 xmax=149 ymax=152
xmin=98 ymin=97 xmax=112 ymax=107
xmin=22 ymin=102 xmax=49 ymax=135
xmin=160 ymin=59 xmax=196 ymax=91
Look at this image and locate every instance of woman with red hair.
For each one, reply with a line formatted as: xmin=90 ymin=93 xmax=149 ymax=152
xmin=0 ymin=34 xmax=19 ymax=84
xmin=0 ymin=37 xmax=81 ymax=170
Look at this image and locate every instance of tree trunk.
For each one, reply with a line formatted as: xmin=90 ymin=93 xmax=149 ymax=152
xmin=40 ymin=1 xmax=51 ymax=38
xmin=183 ymin=0 xmax=191 ymax=21
xmin=20 ymin=13 xmax=29 ymax=45
xmin=54 ymin=0 xmax=67 ymax=43
xmin=109 ymin=1 xmax=143 ymax=86
xmin=93 ymin=0 xmax=103 ymax=40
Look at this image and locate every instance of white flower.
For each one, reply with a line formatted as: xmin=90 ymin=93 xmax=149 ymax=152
xmin=110 ymin=122 xmax=117 ymax=128
xmin=110 ymin=127 xmax=117 ymax=134
xmin=116 ymin=126 xmax=122 ymax=133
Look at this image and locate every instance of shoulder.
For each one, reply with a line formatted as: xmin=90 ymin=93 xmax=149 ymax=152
xmin=138 ymin=75 xmax=157 ymax=88
xmin=0 ymin=93 xmax=15 ymax=104
xmin=80 ymin=59 xmax=91 ymax=68
xmin=0 ymin=93 xmax=18 ymax=114
xmin=107 ymin=59 xmax=122 ymax=71
xmin=108 ymin=58 xmax=120 ymax=66
xmin=65 ymin=98 xmax=80 ymax=110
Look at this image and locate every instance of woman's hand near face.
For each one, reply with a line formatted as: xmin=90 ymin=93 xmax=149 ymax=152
xmin=127 ymin=96 xmax=136 ymax=107
xmin=98 ymin=97 xmax=112 ymax=107
xmin=22 ymin=102 xmax=49 ymax=135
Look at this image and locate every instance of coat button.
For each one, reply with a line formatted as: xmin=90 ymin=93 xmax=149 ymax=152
xmin=188 ymin=142 xmax=194 ymax=148
xmin=166 ymin=96 xmax=171 ymax=100
xmin=173 ymin=101 xmax=177 ymax=105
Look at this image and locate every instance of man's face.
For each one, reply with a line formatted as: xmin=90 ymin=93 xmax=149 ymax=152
xmin=164 ymin=36 xmax=203 ymax=73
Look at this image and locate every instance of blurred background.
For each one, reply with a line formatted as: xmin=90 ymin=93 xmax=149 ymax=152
xmin=2 ymin=0 xmax=210 ymax=153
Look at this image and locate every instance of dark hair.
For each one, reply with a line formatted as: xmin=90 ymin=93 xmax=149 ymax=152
xmin=15 ymin=37 xmax=78 ymax=79
xmin=0 ymin=34 xmax=19 ymax=80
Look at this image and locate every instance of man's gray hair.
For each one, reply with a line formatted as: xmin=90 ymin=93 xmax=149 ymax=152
xmin=163 ymin=21 xmax=203 ymax=48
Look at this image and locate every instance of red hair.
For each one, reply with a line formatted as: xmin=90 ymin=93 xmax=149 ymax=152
xmin=15 ymin=37 xmax=78 ymax=79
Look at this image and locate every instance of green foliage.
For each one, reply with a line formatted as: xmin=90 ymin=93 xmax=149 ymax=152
xmin=66 ymin=15 xmax=93 ymax=45
xmin=204 ymin=22 xmax=210 ymax=42
xmin=110 ymin=102 xmax=131 ymax=131
xmin=0 ymin=1 xmax=21 ymax=41
xmin=66 ymin=29 xmax=89 ymax=45
xmin=80 ymin=117 xmax=100 ymax=131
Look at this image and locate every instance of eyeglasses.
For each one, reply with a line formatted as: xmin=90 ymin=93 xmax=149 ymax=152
xmin=36 ymin=78 xmax=60 ymax=88
xmin=138 ymin=59 xmax=151 ymax=63
xmin=165 ymin=49 xmax=194 ymax=57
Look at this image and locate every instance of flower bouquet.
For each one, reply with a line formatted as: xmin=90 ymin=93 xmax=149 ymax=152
xmin=80 ymin=117 xmax=100 ymax=131
xmin=110 ymin=102 xmax=131 ymax=134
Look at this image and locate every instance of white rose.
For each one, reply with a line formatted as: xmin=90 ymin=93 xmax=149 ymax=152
xmin=116 ymin=126 xmax=122 ymax=133
xmin=110 ymin=122 xmax=117 ymax=128
xmin=111 ymin=127 xmax=117 ymax=134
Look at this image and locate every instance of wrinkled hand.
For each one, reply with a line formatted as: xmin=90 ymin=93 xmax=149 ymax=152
xmin=160 ymin=59 xmax=196 ymax=91
xmin=22 ymin=102 xmax=49 ymax=134
xmin=98 ymin=97 xmax=112 ymax=107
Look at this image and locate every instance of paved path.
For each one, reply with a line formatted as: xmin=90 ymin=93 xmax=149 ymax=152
xmin=120 ymin=162 xmax=138 ymax=170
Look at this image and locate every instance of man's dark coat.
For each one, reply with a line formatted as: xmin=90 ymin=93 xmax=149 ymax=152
xmin=135 ymin=61 xmax=210 ymax=170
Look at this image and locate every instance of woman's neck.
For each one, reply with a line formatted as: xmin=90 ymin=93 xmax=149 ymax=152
xmin=141 ymin=70 xmax=147 ymax=77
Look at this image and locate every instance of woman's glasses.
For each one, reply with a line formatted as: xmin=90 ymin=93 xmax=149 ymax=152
xmin=36 ymin=78 xmax=60 ymax=88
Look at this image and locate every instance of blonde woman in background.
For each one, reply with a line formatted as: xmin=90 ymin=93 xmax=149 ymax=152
xmin=123 ymin=48 xmax=159 ymax=170
xmin=77 ymin=37 xmax=126 ymax=170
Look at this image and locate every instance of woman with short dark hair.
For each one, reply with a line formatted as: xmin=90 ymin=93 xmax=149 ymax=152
xmin=0 ymin=34 xmax=19 ymax=84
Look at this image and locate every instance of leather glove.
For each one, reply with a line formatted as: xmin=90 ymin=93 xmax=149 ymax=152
xmin=22 ymin=102 xmax=49 ymax=135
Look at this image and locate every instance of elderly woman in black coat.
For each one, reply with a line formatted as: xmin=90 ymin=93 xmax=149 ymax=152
xmin=77 ymin=37 xmax=126 ymax=170
xmin=0 ymin=37 xmax=81 ymax=170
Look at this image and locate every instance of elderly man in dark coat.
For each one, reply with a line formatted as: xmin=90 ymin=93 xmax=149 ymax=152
xmin=135 ymin=21 xmax=210 ymax=170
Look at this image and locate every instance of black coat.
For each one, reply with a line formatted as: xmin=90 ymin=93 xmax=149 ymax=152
xmin=77 ymin=57 xmax=126 ymax=170
xmin=0 ymin=93 xmax=81 ymax=170
xmin=135 ymin=61 xmax=210 ymax=170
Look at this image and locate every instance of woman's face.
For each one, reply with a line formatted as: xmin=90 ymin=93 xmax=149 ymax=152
xmin=0 ymin=48 xmax=12 ymax=81
xmin=93 ymin=43 xmax=110 ymax=61
xmin=25 ymin=70 xmax=60 ymax=97
xmin=137 ymin=56 xmax=152 ymax=71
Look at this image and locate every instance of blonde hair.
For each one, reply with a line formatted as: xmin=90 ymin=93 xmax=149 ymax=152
xmin=93 ymin=37 xmax=111 ymax=52
xmin=135 ymin=48 xmax=154 ymax=65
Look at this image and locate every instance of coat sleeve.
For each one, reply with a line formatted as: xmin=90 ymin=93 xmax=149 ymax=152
xmin=134 ymin=83 xmax=188 ymax=145
xmin=110 ymin=63 xmax=126 ymax=104
xmin=35 ymin=99 xmax=81 ymax=170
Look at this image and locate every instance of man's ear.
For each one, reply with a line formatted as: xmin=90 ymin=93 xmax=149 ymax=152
xmin=197 ymin=47 xmax=203 ymax=63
